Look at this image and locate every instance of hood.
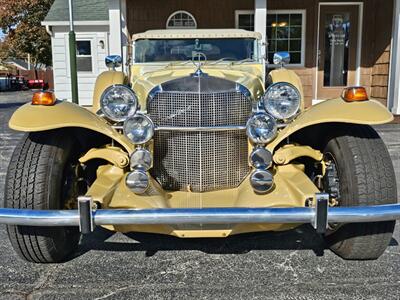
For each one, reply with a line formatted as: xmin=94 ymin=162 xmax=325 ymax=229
xmin=130 ymin=64 xmax=265 ymax=109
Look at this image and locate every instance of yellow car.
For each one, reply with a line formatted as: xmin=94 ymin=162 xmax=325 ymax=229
xmin=2 ymin=29 xmax=399 ymax=263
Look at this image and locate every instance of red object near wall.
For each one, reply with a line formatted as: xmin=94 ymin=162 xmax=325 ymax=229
xmin=27 ymin=79 xmax=47 ymax=89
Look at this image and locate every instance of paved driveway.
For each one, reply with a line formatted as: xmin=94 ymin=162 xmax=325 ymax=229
xmin=0 ymin=92 xmax=399 ymax=300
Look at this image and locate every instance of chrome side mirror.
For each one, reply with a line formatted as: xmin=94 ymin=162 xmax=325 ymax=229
xmin=105 ymin=55 xmax=122 ymax=70
xmin=273 ymin=52 xmax=291 ymax=67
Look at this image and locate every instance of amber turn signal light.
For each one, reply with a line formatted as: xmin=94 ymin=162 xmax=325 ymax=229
xmin=342 ymin=87 xmax=369 ymax=102
xmin=32 ymin=91 xmax=56 ymax=106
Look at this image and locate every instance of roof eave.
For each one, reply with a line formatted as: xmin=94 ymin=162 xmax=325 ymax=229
xmin=41 ymin=20 xmax=109 ymax=26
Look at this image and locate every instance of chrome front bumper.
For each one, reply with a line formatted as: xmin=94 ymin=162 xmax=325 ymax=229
xmin=0 ymin=194 xmax=399 ymax=234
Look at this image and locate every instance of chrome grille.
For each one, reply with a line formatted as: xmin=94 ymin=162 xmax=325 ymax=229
xmin=148 ymin=76 xmax=252 ymax=192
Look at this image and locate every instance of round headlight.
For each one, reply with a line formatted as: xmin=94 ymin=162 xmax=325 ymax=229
xmin=100 ymin=85 xmax=138 ymax=122
xmin=124 ymin=114 xmax=154 ymax=144
xmin=246 ymin=112 xmax=277 ymax=144
xmin=263 ymin=82 xmax=301 ymax=120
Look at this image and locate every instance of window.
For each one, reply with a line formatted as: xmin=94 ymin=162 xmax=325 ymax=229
xmin=76 ymin=40 xmax=92 ymax=72
xmin=135 ymin=38 xmax=258 ymax=63
xmin=235 ymin=10 xmax=306 ymax=66
xmin=236 ymin=11 xmax=255 ymax=31
xmin=166 ymin=11 xmax=197 ymax=29
xmin=267 ymin=10 xmax=305 ymax=66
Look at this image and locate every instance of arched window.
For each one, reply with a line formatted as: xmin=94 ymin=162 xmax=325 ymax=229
xmin=166 ymin=11 xmax=197 ymax=29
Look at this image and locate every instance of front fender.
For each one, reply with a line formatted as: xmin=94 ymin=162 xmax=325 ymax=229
xmin=266 ymin=98 xmax=394 ymax=152
xmin=9 ymin=101 xmax=134 ymax=153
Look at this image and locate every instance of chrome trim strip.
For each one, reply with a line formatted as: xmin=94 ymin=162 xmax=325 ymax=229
xmin=155 ymin=126 xmax=247 ymax=132
xmin=115 ymin=124 xmax=287 ymax=132
xmin=115 ymin=124 xmax=285 ymax=131
xmin=0 ymin=204 xmax=399 ymax=227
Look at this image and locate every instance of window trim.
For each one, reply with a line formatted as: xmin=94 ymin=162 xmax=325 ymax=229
xmin=166 ymin=10 xmax=197 ymax=29
xmin=66 ymin=35 xmax=98 ymax=78
xmin=235 ymin=9 xmax=307 ymax=67
xmin=75 ymin=39 xmax=94 ymax=74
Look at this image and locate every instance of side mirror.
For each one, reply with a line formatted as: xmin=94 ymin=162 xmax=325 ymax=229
xmin=105 ymin=55 xmax=122 ymax=70
xmin=273 ymin=52 xmax=291 ymax=67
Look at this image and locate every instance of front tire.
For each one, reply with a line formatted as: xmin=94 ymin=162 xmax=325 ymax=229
xmin=323 ymin=125 xmax=397 ymax=260
xmin=5 ymin=131 xmax=81 ymax=263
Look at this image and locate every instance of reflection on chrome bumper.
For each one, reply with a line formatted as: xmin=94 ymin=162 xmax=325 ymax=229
xmin=0 ymin=194 xmax=399 ymax=234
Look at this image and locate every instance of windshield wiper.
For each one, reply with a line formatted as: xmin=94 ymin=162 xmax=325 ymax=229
xmin=165 ymin=60 xmax=193 ymax=68
xmin=207 ymin=57 xmax=236 ymax=65
xmin=232 ymin=58 xmax=256 ymax=65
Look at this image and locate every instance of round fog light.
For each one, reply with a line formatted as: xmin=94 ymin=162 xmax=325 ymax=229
xmin=126 ymin=170 xmax=149 ymax=194
xmin=246 ymin=112 xmax=277 ymax=145
xmin=250 ymin=169 xmax=274 ymax=194
xmin=250 ymin=147 xmax=272 ymax=169
xmin=124 ymin=114 xmax=154 ymax=145
xmin=131 ymin=148 xmax=152 ymax=171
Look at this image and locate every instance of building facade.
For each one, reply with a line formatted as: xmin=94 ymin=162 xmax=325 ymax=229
xmin=43 ymin=0 xmax=400 ymax=116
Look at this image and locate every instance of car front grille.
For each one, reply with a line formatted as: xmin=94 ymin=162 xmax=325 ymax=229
xmin=148 ymin=76 xmax=252 ymax=193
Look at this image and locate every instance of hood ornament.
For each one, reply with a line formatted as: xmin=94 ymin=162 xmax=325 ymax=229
xmin=191 ymin=51 xmax=208 ymax=77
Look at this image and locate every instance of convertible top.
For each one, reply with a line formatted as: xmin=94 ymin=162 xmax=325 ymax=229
xmin=132 ymin=29 xmax=262 ymax=41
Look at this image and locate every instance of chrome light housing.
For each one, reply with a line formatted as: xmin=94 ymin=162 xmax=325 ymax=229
xmin=100 ymin=85 xmax=138 ymax=122
xmin=131 ymin=148 xmax=152 ymax=171
xmin=250 ymin=147 xmax=273 ymax=169
xmin=263 ymin=82 xmax=301 ymax=120
xmin=123 ymin=113 xmax=155 ymax=145
xmin=126 ymin=170 xmax=149 ymax=194
xmin=250 ymin=169 xmax=274 ymax=194
xmin=246 ymin=112 xmax=277 ymax=144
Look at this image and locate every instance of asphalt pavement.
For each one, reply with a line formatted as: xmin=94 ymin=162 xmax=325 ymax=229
xmin=0 ymin=91 xmax=399 ymax=300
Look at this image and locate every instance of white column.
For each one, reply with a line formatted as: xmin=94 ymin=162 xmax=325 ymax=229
xmin=389 ymin=0 xmax=400 ymax=114
xmin=108 ymin=0 xmax=123 ymax=70
xmin=120 ymin=0 xmax=129 ymax=69
xmin=254 ymin=0 xmax=267 ymax=57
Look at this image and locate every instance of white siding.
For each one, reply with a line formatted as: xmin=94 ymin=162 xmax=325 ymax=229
xmin=51 ymin=25 xmax=109 ymax=106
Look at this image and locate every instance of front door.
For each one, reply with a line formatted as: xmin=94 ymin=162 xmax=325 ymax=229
xmin=317 ymin=5 xmax=359 ymax=100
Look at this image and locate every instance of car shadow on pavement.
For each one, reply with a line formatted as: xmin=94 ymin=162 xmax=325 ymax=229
xmin=74 ymin=225 xmax=329 ymax=259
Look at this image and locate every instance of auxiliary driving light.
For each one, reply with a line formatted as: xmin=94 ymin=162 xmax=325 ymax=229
xmin=126 ymin=170 xmax=150 ymax=194
xmin=250 ymin=147 xmax=272 ymax=169
xmin=246 ymin=112 xmax=277 ymax=144
xmin=250 ymin=169 xmax=274 ymax=194
xmin=123 ymin=114 xmax=155 ymax=145
xmin=130 ymin=148 xmax=152 ymax=171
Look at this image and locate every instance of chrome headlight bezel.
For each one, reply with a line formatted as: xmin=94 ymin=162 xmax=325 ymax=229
xmin=246 ymin=112 xmax=278 ymax=145
xmin=262 ymin=82 xmax=301 ymax=121
xmin=123 ymin=113 xmax=155 ymax=145
xmin=100 ymin=84 xmax=138 ymax=122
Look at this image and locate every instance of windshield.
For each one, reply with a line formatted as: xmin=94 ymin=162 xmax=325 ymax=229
xmin=134 ymin=38 xmax=259 ymax=63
